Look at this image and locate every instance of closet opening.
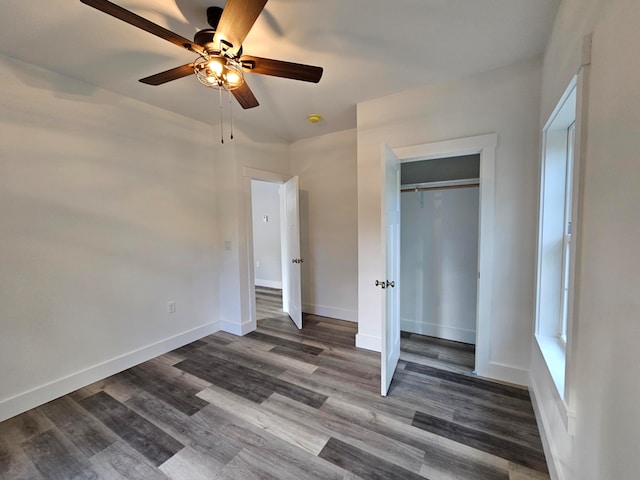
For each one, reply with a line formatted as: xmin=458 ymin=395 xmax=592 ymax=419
xmin=399 ymin=154 xmax=480 ymax=373
xmin=250 ymin=179 xmax=285 ymax=321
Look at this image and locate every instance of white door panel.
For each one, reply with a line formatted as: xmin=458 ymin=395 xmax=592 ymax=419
xmin=283 ymin=176 xmax=302 ymax=329
xmin=381 ymin=145 xmax=401 ymax=396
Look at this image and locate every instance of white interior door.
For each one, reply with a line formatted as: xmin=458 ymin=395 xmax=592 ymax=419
xmin=381 ymin=145 xmax=401 ymax=396
xmin=282 ymin=176 xmax=302 ymax=329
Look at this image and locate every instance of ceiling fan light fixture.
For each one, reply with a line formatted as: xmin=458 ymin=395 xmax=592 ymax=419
xmin=223 ymin=61 xmax=244 ymax=88
xmin=225 ymin=69 xmax=242 ymax=87
xmin=208 ymin=57 xmax=225 ymax=76
xmin=194 ymin=56 xmax=244 ymax=91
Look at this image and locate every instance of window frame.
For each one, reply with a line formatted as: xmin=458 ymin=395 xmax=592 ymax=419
xmin=535 ymin=77 xmax=578 ymax=401
xmin=559 ymin=121 xmax=576 ymax=344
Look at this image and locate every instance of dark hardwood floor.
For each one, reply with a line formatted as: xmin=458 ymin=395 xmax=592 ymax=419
xmin=400 ymin=330 xmax=476 ymax=375
xmin=0 ymin=287 xmax=549 ymax=479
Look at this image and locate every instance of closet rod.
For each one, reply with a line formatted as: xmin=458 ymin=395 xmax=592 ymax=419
xmin=401 ymin=182 xmax=479 ymax=193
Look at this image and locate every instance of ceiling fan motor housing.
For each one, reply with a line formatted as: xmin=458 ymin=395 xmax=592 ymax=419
xmin=194 ymin=29 xmax=218 ymax=53
xmin=194 ymin=29 xmax=243 ymax=57
xmin=195 ymin=7 xmax=225 ymax=54
xmin=206 ymin=6 xmax=223 ymax=29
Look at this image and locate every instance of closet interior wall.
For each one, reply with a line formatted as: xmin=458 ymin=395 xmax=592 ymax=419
xmin=400 ymin=155 xmax=480 ymax=344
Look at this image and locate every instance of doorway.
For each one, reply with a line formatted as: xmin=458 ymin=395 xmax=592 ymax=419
xmin=399 ymin=155 xmax=480 ymax=374
xmin=380 ymin=134 xmax=497 ymax=394
xmin=250 ymin=179 xmax=285 ymax=320
xmin=243 ymin=168 xmax=303 ymax=332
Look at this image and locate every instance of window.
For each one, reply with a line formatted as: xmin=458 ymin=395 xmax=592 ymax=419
xmin=535 ymin=80 xmax=577 ymax=397
xmin=559 ymin=122 xmax=575 ymax=343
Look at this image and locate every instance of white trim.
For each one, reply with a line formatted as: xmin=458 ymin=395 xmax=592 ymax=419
xmin=394 ymin=133 xmax=497 ymax=161
xmin=481 ymin=362 xmax=529 ymax=386
xmin=255 ymin=279 xmax=283 ymax=289
xmin=400 ymin=319 xmax=476 ymax=344
xmin=533 ymin=337 xmax=577 ymax=435
xmin=356 ymin=333 xmax=381 ymax=352
xmin=563 ymin=58 xmax=589 ymax=429
xmin=0 ymin=321 xmax=220 ymax=422
xmin=543 ymin=76 xmax=578 ymax=132
xmin=243 ymin=167 xmax=288 ymax=183
xmin=534 ymin=68 xmax=587 ymax=411
xmin=242 ymin=169 xmax=291 ymax=335
xmin=535 ymin=334 xmax=566 ymax=400
xmin=390 ymin=133 xmax=497 ymax=381
xmin=303 ymin=303 xmax=357 ymax=322
xmin=529 ymin=370 xmax=566 ymax=480
xmin=220 ymin=319 xmax=256 ymax=336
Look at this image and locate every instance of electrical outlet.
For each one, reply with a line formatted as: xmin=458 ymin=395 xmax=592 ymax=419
xmin=167 ymin=301 xmax=176 ymax=314
xmin=256 ymin=260 xmax=260 ymax=268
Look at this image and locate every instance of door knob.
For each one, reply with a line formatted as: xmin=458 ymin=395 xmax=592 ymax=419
xmin=375 ymin=280 xmax=386 ymax=289
xmin=386 ymin=280 xmax=395 ymax=288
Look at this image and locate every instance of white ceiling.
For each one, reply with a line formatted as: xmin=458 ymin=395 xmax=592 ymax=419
xmin=0 ymin=0 xmax=559 ymax=143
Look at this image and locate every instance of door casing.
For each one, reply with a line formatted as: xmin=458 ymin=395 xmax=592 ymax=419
xmin=243 ymin=168 xmax=302 ymax=333
xmin=382 ymin=133 xmax=497 ymax=384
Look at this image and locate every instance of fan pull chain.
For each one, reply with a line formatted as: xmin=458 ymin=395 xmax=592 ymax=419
xmin=228 ymin=90 xmax=234 ymax=140
xmin=219 ymin=87 xmax=224 ymax=144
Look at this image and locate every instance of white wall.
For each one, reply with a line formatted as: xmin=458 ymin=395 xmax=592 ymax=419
xmin=530 ymin=0 xmax=640 ymax=478
xmin=291 ymin=129 xmax=358 ymax=321
xmin=0 ymin=54 xmax=220 ymax=421
xmin=400 ymin=187 xmax=479 ymax=344
xmin=356 ymin=59 xmax=542 ymax=384
xmin=251 ymin=180 xmax=282 ymax=288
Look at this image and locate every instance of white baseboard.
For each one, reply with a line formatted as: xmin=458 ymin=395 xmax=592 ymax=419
xmin=255 ymin=279 xmax=282 ymax=289
xmin=476 ymin=360 xmax=529 ymax=386
xmin=302 ymin=303 xmax=357 ymax=322
xmin=355 ymin=333 xmax=381 ymax=352
xmin=400 ymin=318 xmax=475 ymax=344
xmin=529 ymin=372 xmax=563 ymax=480
xmin=0 ymin=321 xmax=220 ymax=423
xmin=221 ymin=320 xmax=256 ymax=336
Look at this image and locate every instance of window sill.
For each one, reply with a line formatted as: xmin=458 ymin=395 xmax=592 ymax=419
xmin=535 ymin=334 xmax=566 ymax=397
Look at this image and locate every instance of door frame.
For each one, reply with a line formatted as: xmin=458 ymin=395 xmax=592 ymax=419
xmin=242 ymin=167 xmax=291 ymax=333
xmin=390 ymin=133 xmax=496 ymax=378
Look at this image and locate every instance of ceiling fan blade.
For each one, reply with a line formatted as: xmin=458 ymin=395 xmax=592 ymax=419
xmin=139 ymin=63 xmax=195 ymax=86
xmin=213 ymin=0 xmax=268 ymax=52
xmin=232 ymin=82 xmax=260 ymax=109
xmin=240 ymin=56 xmax=323 ymax=83
xmin=80 ymin=0 xmax=205 ymax=55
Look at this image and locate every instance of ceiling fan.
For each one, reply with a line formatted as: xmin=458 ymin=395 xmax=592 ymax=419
xmin=80 ymin=0 xmax=323 ymax=109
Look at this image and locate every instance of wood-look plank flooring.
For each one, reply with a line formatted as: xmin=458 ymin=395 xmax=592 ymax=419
xmin=0 ymin=286 xmax=550 ymax=479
